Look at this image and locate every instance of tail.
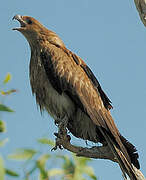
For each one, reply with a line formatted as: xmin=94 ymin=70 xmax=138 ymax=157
xmin=100 ymin=126 xmax=139 ymax=180
xmin=120 ymin=135 xmax=140 ymax=170
xmin=80 ymin=94 xmax=140 ymax=179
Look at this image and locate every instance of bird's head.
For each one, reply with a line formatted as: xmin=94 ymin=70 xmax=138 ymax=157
xmin=13 ymin=15 xmax=65 ymax=48
xmin=13 ymin=15 xmax=46 ymax=38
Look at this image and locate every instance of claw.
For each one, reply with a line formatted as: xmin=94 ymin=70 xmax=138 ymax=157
xmin=67 ymin=135 xmax=71 ymax=141
xmin=55 ymin=119 xmax=59 ymax=125
xmin=54 ymin=132 xmax=59 ymax=137
xmin=51 ymin=137 xmax=63 ymax=151
xmin=52 ymin=116 xmax=69 ymax=151
xmin=51 ymin=146 xmax=57 ymax=151
xmin=59 ymin=145 xmax=63 ymax=149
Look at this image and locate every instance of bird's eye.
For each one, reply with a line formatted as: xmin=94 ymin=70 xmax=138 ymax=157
xmin=26 ymin=19 xmax=33 ymax=25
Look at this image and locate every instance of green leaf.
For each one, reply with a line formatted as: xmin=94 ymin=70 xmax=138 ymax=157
xmin=37 ymin=154 xmax=51 ymax=179
xmin=37 ymin=164 xmax=48 ymax=179
xmin=0 ymin=155 xmax=5 ymax=180
xmin=0 ymin=121 xmax=6 ymax=133
xmin=5 ymin=169 xmax=19 ymax=177
xmin=38 ymin=138 xmax=55 ymax=146
xmin=1 ymin=89 xmax=17 ymax=95
xmin=73 ymin=154 xmax=91 ymax=167
xmin=27 ymin=165 xmax=37 ymax=176
xmin=39 ymin=172 xmax=49 ymax=180
xmin=8 ymin=149 xmax=37 ymax=160
xmin=0 ymin=104 xmax=14 ymax=112
xmin=48 ymin=168 xmax=64 ymax=177
xmin=37 ymin=154 xmax=51 ymax=168
xmin=83 ymin=167 xmax=97 ymax=180
xmin=0 ymin=138 xmax=8 ymax=147
xmin=3 ymin=73 xmax=11 ymax=84
xmin=57 ymin=155 xmax=75 ymax=175
xmin=24 ymin=178 xmax=29 ymax=180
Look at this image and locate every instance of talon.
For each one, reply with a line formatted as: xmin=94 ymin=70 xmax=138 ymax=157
xmin=51 ymin=146 xmax=57 ymax=151
xmin=59 ymin=145 xmax=63 ymax=149
xmin=67 ymin=135 xmax=71 ymax=141
xmin=55 ymin=119 xmax=60 ymax=125
xmin=54 ymin=132 xmax=59 ymax=137
xmin=52 ymin=116 xmax=68 ymax=151
xmin=51 ymin=137 xmax=62 ymax=151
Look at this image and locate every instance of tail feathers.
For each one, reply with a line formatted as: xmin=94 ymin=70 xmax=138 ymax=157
xmin=99 ymin=127 xmax=138 ymax=180
xmin=120 ymin=135 xmax=140 ymax=169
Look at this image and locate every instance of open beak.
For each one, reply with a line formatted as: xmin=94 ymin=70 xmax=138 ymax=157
xmin=12 ymin=15 xmax=26 ymax=31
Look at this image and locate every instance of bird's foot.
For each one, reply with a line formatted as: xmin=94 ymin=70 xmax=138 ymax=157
xmin=52 ymin=116 xmax=69 ymax=151
xmin=51 ymin=133 xmax=63 ymax=151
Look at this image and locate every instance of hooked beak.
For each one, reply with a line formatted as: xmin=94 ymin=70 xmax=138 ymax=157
xmin=12 ymin=15 xmax=26 ymax=31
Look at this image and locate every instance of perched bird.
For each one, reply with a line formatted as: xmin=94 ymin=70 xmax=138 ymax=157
xmin=13 ymin=15 xmax=140 ymax=179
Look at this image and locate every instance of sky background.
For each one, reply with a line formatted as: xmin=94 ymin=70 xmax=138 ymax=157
xmin=0 ymin=0 xmax=146 ymax=179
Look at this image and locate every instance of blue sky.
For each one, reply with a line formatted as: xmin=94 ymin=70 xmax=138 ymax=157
xmin=0 ymin=0 xmax=146 ymax=179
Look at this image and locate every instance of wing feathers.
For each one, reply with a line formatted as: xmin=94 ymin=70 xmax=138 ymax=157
xmin=40 ymin=44 xmax=138 ymax=179
xmin=71 ymin=52 xmax=113 ymax=110
xmin=51 ymin=45 xmax=113 ymax=110
xmin=104 ymin=133 xmax=137 ymax=180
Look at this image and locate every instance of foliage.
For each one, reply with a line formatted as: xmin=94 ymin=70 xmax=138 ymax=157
xmin=0 ymin=73 xmax=18 ymax=179
xmin=9 ymin=138 xmax=97 ymax=180
xmin=0 ymin=74 xmax=97 ymax=180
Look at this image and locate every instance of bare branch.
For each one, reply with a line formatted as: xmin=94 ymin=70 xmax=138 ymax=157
xmin=53 ymin=129 xmax=145 ymax=180
xmin=134 ymin=0 xmax=146 ymax=26
xmin=60 ymin=135 xmax=116 ymax=162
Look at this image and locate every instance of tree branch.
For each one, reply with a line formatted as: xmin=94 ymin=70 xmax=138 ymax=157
xmin=53 ymin=130 xmax=145 ymax=180
xmin=134 ymin=0 xmax=146 ymax=26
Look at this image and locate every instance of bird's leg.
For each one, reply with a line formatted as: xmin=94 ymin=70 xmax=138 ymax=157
xmin=52 ymin=116 xmax=70 ymax=151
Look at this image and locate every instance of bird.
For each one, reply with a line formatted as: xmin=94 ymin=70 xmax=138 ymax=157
xmin=13 ymin=15 xmax=140 ymax=179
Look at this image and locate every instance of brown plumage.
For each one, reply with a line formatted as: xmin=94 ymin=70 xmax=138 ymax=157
xmin=13 ymin=15 xmax=140 ymax=179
